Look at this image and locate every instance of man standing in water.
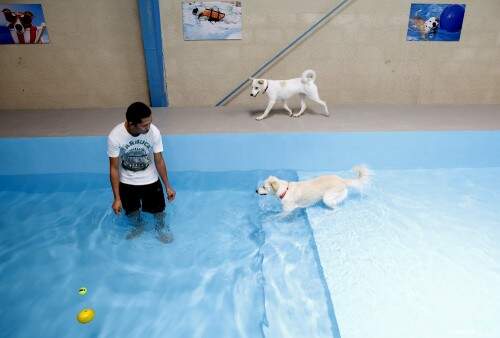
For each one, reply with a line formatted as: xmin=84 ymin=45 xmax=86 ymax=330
xmin=107 ymin=102 xmax=175 ymax=243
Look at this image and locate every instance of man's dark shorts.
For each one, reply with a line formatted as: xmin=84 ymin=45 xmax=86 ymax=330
xmin=119 ymin=180 xmax=165 ymax=215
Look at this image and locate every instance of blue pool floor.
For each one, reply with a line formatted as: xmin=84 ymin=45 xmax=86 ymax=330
xmin=302 ymin=167 xmax=500 ymax=338
xmin=1 ymin=167 xmax=500 ymax=338
xmin=0 ymin=171 xmax=336 ymax=338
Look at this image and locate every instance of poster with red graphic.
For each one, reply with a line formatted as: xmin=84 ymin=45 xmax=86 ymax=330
xmin=1 ymin=4 xmax=49 ymax=44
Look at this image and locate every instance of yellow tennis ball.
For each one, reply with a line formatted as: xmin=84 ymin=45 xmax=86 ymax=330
xmin=78 ymin=287 xmax=88 ymax=296
xmin=77 ymin=308 xmax=95 ymax=324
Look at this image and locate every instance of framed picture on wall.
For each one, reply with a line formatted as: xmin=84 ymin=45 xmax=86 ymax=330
xmin=182 ymin=1 xmax=242 ymax=41
xmin=0 ymin=4 xmax=49 ymax=44
xmin=407 ymin=3 xmax=466 ymax=41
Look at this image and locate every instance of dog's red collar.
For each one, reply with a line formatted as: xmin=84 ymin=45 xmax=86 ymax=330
xmin=279 ymin=184 xmax=289 ymax=199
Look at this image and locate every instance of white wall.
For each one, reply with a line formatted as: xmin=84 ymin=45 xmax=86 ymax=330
xmin=0 ymin=0 xmax=148 ymax=109
xmin=0 ymin=0 xmax=498 ymax=110
xmin=162 ymin=0 xmax=500 ymax=107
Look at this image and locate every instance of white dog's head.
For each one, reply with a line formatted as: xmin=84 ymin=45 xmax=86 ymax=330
xmin=256 ymin=176 xmax=283 ymax=196
xmin=249 ymin=78 xmax=268 ymax=97
xmin=424 ymin=17 xmax=439 ymax=33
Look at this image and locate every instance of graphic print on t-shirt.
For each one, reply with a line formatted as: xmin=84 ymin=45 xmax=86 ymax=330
xmin=120 ymin=139 xmax=153 ymax=172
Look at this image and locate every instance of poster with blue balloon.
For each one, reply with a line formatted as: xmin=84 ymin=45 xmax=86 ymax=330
xmin=407 ymin=4 xmax=466 ymax=41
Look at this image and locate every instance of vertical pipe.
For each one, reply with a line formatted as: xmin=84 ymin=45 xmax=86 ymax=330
xmin=138 ymin=0 xmax=169 ymax=107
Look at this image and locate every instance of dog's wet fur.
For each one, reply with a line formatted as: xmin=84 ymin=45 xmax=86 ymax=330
xmin=257 ymin=165 xmax=371 ymax=216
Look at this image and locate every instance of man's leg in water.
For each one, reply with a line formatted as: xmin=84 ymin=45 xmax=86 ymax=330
xmin=154 ymin=212 xmax=173 ymax=243
xmin=125 ymin=211 xmax=145 ymax=240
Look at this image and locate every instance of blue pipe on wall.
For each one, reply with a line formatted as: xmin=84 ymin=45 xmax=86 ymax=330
xmin=138 ymin=0 xmax=169 ymax=107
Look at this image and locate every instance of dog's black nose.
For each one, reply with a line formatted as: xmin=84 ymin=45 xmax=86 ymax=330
xmin=255 ymin=189 xmax=258 ymax=193
xmin=14 ymin=24 xmax=23 ymax=32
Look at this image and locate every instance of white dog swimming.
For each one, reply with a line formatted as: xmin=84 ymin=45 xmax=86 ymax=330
xmin=250 ymin=69 xmax=329 ymax=120
xmin=257 ymin=165 xmax=371 ymax=216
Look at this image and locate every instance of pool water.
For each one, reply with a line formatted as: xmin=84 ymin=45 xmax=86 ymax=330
xmin=302 ymin=167 xmax=500 ymax=338
xmin=2 ymin=167 xmax=500 ymax=338
xmin=0 ymin=171 xmax=336 ymax=338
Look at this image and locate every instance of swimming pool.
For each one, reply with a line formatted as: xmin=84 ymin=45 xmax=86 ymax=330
xmin=0 ymin=171 xmax=337 ymax=338
xmin=1 ymin=131 xmax=500 ymax=338
xmin=303 ymin=167 xmax=500 ymax=338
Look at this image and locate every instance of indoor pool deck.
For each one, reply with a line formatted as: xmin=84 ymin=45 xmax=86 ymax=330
xmin=1 ymin=104 xmax=500 ymax=137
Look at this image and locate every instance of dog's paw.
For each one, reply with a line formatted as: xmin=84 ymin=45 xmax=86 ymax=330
xmin=255 ymin=115 xmax=265 ymax=121
xmin=291 ymin=113 xmax=302 ymax=118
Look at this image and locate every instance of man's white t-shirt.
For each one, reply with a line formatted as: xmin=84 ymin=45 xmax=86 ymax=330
xmin=107 ymin=122 xmax=163 ymax=185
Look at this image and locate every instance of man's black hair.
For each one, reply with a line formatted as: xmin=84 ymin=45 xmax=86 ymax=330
xmin=126 ymin=102 xmax=151 ymax=125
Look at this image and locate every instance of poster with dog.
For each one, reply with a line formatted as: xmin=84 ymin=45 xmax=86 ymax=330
xmin=1 ymin=4 xmax=49 ymax=44
xmin=407 ymin=3 xmax=465 ymax=41
xmin=182 ymin=1 xmax=241 ymax=40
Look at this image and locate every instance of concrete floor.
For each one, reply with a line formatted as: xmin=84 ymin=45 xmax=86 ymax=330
xmin=1 ymin=104 xmax=500 ymax=137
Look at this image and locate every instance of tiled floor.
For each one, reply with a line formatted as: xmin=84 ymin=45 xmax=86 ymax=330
xmin=1 ymin=104 xmax=500 ymax=137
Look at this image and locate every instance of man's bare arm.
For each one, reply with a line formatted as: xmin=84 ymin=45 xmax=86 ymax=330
xmin=109 ymin=157 xmax=122 ymax=214
xmin=154 ymin=152 xmax=176 ymax=201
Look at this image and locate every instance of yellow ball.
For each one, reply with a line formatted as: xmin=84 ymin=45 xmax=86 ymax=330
xmin=77 ymin=308 xmax=95 ymax=324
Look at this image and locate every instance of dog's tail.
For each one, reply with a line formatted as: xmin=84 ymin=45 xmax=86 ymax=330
xmin=344 ymin=165 xmax=372 ymax=190
xmin=301 ymin=69 xmax=316 ymax=84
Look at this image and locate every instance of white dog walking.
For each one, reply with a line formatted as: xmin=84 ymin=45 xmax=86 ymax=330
xmin=257 ymin=165 xmax=371 ymax=216
xmin=250 ymin=69 xmax=329 ymax=120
